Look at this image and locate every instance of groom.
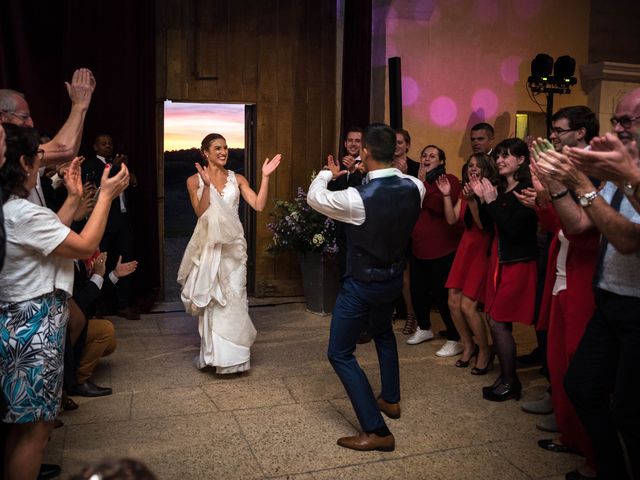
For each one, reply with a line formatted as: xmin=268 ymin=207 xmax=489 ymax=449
xmin=307 ymin=123 xmax=425 ymax=451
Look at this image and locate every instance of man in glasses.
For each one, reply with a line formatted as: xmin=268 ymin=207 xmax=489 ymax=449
xmin=549 ymin=106 xmax=599 ymax=152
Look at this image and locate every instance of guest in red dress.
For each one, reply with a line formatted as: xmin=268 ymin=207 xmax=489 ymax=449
xmin=472 ymin=138 xmax=538 ymax=401
xmin=438 ymin=153 xmax=498 ymax=373
xmin=407 ymin=145 xmax=463 ymax=357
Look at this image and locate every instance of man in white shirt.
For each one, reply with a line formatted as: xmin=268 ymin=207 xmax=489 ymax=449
xmin=308 ymin=123 xmax=425 ymax=451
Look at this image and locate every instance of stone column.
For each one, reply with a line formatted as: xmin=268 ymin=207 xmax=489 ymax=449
xmin=580 ymin=62 xmax=640 ymax=129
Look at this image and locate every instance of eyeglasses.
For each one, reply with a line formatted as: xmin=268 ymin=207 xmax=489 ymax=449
xmin=550 ymin=127 xmax=575 ymax=135
xmin=610 ymin=115 xmax=640 ymax=129
xmin=0 ymin=109 xmax=32 ymax=121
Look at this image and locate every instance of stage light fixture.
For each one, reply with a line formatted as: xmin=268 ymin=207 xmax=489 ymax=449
xmin=525 ymin=53 xmax=578 ymax=137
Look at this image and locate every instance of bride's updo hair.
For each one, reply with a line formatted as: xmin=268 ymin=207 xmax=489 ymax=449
xmin=200 ymin=133 xmax=226 ymax=156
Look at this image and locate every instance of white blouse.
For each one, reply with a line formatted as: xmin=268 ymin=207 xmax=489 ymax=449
xmin=0 ymin=198 xmax=73 ymax=302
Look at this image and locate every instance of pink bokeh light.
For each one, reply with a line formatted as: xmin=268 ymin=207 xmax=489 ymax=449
xmin=472 ymin=0 xmax=500 ymax=24
xmin=430 ymin=96 xmax=458 ymax=126
xmin=514 ymin=0 xmax=543 ymax=19
xmin=402 ymin=76 xmax=420 ymax=106
xmin=471 ymin=89 xmax=498 ymax=119
xmin=500 ymin=56 xmax=522 ymax=85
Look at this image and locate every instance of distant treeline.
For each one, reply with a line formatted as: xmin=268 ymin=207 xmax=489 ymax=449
xmin=164 ymin=148 xmax=245 ymax=188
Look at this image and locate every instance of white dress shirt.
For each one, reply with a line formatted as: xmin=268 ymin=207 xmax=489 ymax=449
xmin=96 ymin=155 xmax=127 ymax=213
xmin=307 ymin=168 xmax=426 ymax=225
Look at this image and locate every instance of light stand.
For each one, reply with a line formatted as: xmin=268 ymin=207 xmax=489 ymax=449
xmin=526 ymin=54 xmax=577 ymax=138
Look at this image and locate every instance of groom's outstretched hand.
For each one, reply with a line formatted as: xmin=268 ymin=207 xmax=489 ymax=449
xmin=325 ymin=155 xmax=347 ymax=180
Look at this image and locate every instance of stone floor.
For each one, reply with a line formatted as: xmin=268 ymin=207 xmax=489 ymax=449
xmin=46 ymin=300 xmax=584 ymax=479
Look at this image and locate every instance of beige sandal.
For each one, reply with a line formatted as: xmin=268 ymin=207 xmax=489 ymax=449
xmin=403 ymin=314 xmax=417 ymax=335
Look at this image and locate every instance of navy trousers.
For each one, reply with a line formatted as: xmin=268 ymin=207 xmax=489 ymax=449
xmin=327 ymin=275 xmax=402 ymax=433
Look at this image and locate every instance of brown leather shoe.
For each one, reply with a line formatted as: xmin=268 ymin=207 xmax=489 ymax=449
xmin=117 ymin=307 xmax=140 ymax=320
xmin=377 ymin=396 xmax=401 ymax=419
xmin=337 ymin=432 xmax=395 ymax=451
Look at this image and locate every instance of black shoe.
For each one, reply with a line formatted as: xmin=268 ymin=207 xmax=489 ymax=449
xmin=483 ymin=380 xmax=522 ymax=402
xmin=67 ymin=381 xmax=112 ymax=397
xmin=455 ymin=345 xmax=479 ymax=368
xmin=471 ymin=352 xmax=495 ymax=375
xmin=437 ymin=330 xmax=448 ymax=338
xmin=517 ymin=347 xmax=541 ymax=366
xmin=538 ymin=439 xmax=581 ymax=454
xmin=38 ymin=463 xmax=61 ymax=480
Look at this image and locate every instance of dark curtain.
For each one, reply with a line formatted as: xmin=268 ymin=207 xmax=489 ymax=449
xmin=340 ymin=0 xmax=372 ymax=145
xmin=0 ymin=0 xmax=160 ymax=308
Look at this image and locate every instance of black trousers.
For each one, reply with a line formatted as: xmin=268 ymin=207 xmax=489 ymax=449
xmin=564 ymin=288 xmax=640 ymax=480
xmin=409 ymin=252 xmax=459 ymax=340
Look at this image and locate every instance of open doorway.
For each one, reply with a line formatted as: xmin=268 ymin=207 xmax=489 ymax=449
xmin=162 ymin=101 xmax=256 ymax=302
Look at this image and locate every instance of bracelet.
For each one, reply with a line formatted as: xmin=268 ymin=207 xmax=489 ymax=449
xmin=550 ymin=189 xmax=569 ymax=200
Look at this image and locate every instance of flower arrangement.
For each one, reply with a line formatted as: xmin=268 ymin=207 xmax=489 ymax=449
xmin=267 ymin=186 xmax=338 ymax=257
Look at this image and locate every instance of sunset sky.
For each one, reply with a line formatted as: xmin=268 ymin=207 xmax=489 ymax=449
xmin=163 ymin=101 xmax=245 ymax=151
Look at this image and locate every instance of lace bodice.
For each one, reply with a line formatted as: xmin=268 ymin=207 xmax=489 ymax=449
xmin=197 ymin=169 xmax=240 ymax=211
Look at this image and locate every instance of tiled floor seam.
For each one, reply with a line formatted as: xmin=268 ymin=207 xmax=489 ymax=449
xmin=231 ymin=410 xmax=268 ymax=479
xmin=491 ymin=440 xmax=537 ymax=480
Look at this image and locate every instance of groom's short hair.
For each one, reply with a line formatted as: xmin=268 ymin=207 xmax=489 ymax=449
xmin=362 ymin=123 xmax=396 ymax=164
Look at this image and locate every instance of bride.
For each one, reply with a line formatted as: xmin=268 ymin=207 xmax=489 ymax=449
xmin=178 ymin=133 xmax=281 ymax=373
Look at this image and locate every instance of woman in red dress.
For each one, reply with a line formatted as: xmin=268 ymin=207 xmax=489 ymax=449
xmin=437 ymin=153 xmax=497 ymax=373
xmin=473 ymin=138 xmax=539 ymax=401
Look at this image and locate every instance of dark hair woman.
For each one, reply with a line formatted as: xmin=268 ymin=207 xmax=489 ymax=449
xmin=0 ymin=123 xmax=129 ymax=479
xmin=180 ymin=133 xmax=282 ymax=374
xmin=472 ymin=138 xmax=538 ymax=401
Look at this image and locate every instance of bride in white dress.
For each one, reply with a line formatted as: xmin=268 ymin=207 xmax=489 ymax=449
xmin=178 ymin=133 xmax=281 ymax=373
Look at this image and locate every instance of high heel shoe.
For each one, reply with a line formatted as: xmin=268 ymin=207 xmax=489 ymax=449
xmin=482 ymin=379 xmax=522 ymax=402
xmin=471 ymin=352 xmax=495 ymax=375
xmin=455 ymin=345 xmax=479 ymax=368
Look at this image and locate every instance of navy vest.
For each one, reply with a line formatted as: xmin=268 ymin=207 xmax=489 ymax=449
xmin=345 ymin=175 xmax=421 ymax=282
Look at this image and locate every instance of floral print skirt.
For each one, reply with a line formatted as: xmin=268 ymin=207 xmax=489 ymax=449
xmin=0 ymin=290 xmax=69 ymax=423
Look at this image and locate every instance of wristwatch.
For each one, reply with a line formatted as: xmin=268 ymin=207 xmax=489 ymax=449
xmin=578 ymin=190 xmax=598 ymax=208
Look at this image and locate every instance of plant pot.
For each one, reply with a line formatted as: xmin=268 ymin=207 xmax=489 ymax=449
xmin=298 ymin=251 xmax=340 ymax=315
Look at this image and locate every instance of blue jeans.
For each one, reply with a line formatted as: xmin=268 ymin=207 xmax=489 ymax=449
xmin=327 ymin=275 xmax=402 ymax=433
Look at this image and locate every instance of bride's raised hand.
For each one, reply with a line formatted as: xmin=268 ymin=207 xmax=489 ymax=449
xmin=195 ymin=163 xmax=211 ymax=186
xmin=262 ymin=154 xmax=282 ymax=177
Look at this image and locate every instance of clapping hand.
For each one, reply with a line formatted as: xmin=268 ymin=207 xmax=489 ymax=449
xmin=468 ymin=177 xmax=485 ymax=202
xmin=66 ymin=68 xmax=96 ymax=110
xmin=462 ymin=182 xmax=475 ymax=200
xmin=567 ymin=133 xmax=640 ymax=183
xmin=513 ymin=187 xmax=538 ymax=209
xmin=480 ymin=177 xmax=498 ymax=203
xmin=93 ymin=252 xmax=107 ymax=277
xmin=262 ymin=153 xmax=282 ymax=177
xmin=435 ymin=174 xmax=451 ymax=196
xmin=342 ymin=155 xmax=358 ymax=173
xmin=114 ymin=255 xmax=138 ymax=278
xmin=100 ymin=163 xmax=130 ymax=200
xmin=194 ymin=163 xmax=211 ymax=186
xmin=63 ymin=157 xmax=84 ymax=199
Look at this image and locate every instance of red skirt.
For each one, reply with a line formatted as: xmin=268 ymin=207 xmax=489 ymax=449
xmin=483 ymin=237 xmax=537 ymax=324
xmin=445 ymin=226 xmax=492 ymax=303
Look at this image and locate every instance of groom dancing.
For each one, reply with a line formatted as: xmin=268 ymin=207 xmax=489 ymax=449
xmin=307 ymin=123 xmax=425 ymax=451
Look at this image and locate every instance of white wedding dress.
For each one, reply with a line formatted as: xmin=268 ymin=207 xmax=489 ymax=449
xmin=177 ymin=171 xmax=257 ymax=373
